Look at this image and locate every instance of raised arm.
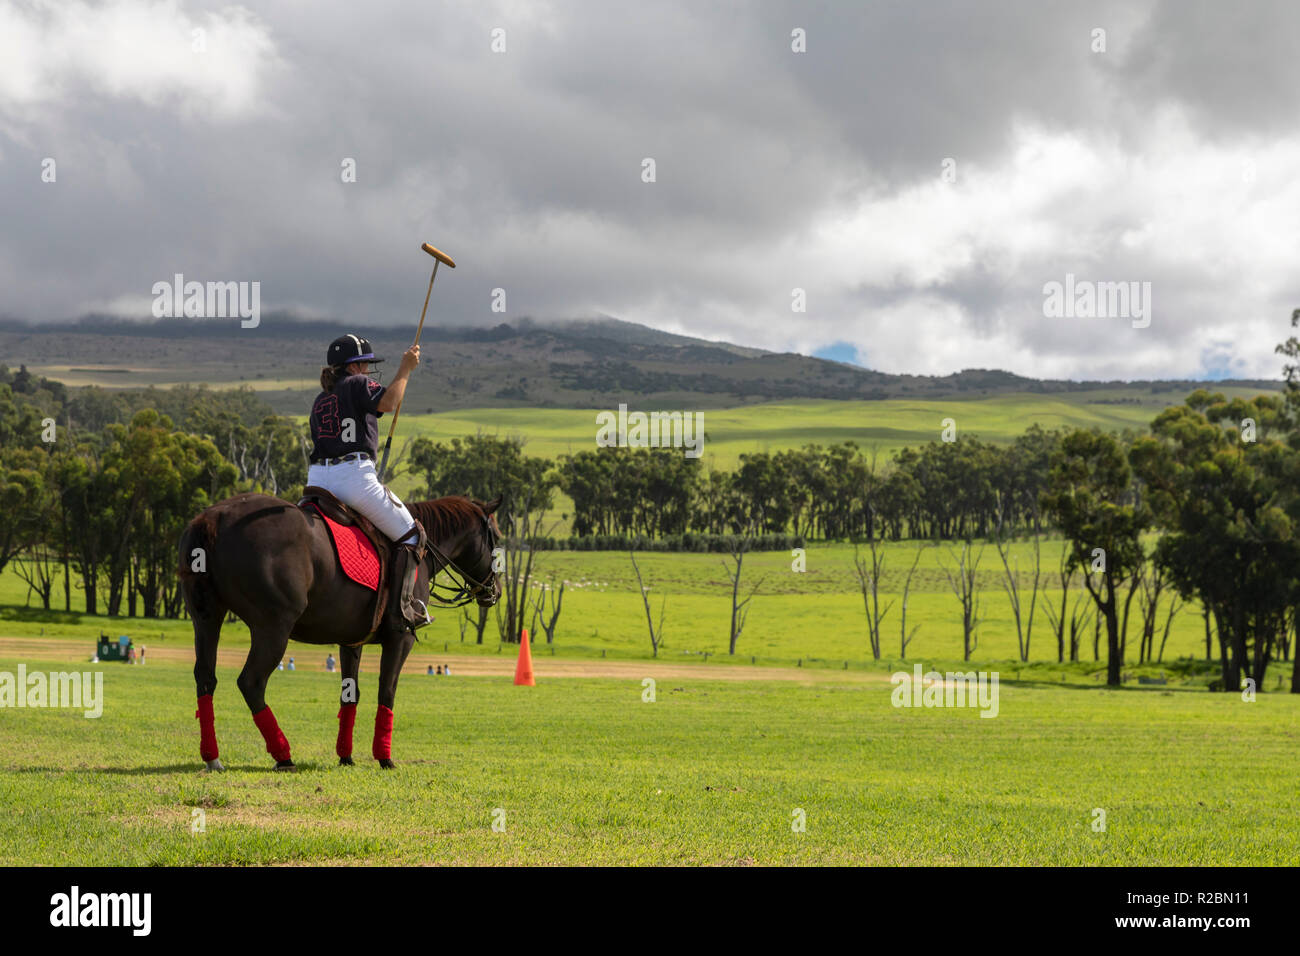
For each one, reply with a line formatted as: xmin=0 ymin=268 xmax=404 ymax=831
xmin=376 ymin=345 xmax=420 ymax=413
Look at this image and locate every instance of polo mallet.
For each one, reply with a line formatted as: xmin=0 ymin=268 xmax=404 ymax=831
xmin=376 ymin=242 xmax=456 ymax=482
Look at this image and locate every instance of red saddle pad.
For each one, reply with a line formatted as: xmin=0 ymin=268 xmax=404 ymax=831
xmin=309 ymin=504 xmax=380 ymax=591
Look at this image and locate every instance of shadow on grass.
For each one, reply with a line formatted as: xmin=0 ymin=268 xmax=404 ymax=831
xmin=6 ymin=762 xmax=329 ymax=775
xmin=0 ymin=604 xmax=121 ymax=625
xmin=0 ymin=601 xmax=208 ymax=627
xmin=994 ymin=677 xmax=1202 ymax=693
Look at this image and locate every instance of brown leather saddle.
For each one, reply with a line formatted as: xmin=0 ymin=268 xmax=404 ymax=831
xmin=297 ymin=485 xmax=392 ymax=642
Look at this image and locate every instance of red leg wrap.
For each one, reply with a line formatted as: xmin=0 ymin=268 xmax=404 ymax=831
xmin=252 ymin=705 xmax=292 ymax=763
xmin=372 ymin=704 xmax=394 ymax=761
xmin=196 ymin=694 xmax=219 ymax=762
xmin=337 ymin=703 xmax=357 ymax=758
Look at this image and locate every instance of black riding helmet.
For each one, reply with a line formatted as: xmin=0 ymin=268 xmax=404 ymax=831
xmin=326 ymin=334 xmax=385 ymax=368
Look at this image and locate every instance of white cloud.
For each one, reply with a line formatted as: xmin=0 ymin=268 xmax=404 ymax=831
xmin=0 ymin=0 xmax=278 ymax=122
xmin=730 ymin=112 xmax=1300 ymax=380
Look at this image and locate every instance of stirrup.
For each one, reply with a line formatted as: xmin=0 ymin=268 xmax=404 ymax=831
xmin=410 ymin=600 xmax=433 ymax=631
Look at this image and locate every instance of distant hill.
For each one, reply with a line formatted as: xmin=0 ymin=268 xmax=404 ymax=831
xmin=0 ymin=314 xmax=1280 ymax=415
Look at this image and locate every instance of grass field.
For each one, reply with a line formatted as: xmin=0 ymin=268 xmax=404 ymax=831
xmin=2 ymin=643 xmax=1296 ymax=865
xmin=4 ymin=532 xmax=1295 ymax=866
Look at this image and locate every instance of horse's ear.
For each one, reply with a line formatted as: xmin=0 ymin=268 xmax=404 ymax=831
xmin=481 ymin=495 xmax=502 ymax=516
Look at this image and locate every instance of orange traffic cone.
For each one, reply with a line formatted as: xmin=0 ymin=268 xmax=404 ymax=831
xmin=513 ymin=628 xmax=535 ymax=686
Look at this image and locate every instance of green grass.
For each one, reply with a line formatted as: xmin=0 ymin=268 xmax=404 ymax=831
xmin=1 ymin=650 xmax=1295 ymax=865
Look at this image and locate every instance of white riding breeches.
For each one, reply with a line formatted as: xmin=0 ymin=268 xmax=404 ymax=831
xmin=306 ymin=458 xmax=417 ymax=543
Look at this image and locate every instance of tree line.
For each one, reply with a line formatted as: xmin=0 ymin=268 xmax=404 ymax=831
xmin=0 ymin=368 xmax=302 ymax=618
xmin=408 ymin=426 xmax=1067 ymax=543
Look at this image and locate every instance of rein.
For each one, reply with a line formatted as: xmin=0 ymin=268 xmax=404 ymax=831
xmin=422 ymin=512 xmax=499 ymax=608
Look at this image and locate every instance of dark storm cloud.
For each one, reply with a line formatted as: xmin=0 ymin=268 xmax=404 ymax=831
xmin=1119 ymin=0 xmax=1300 ymax=141
xmin=1 ymin=0 xmax=1296 ymax=379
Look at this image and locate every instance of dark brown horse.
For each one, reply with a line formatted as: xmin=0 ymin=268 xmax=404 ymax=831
xmin=178 ymin=492 xmax=501 ymax=771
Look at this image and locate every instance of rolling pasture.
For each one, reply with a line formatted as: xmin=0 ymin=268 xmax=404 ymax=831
xmin=383 ymin=392 xmax=1195 ymax=473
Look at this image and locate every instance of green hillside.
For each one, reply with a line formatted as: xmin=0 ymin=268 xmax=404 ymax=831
xmin=381 ymin=390 xmax=1266 ymax=474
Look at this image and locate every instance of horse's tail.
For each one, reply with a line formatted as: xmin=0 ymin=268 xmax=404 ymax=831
xmin=178 ymin=511 xmax=220 ymax=619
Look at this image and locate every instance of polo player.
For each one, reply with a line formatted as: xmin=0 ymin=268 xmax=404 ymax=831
xmin=308 ymin=334 xmax=427 ymax=631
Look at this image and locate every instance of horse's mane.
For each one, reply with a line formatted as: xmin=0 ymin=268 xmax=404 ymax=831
xmin=408 ymin=496 xmax=486 ymax=543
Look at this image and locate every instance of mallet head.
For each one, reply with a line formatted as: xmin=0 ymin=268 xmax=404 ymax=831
xmin=421 ymin=242 xmax=456 ymax=268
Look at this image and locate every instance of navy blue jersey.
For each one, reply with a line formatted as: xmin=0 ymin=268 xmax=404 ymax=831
xmin=309 ymin=374 xmax=386 ymax=461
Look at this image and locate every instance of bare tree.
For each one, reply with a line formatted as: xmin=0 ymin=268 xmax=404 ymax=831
xmin=531 ymin=571 xmax=566 ymax=645
xmin=899 ymin=543 xmax=924 ymax=659
xmin=942 ymin=542 xmax=984 ymax=661
xmin=628 ymin=550 xmax=667 ymax=657
xmin=1068 ymin=589 xmax=1095 ymax=662
xmin=1042 ymin=545 xmax=1076 ymax=663
xmin=462 ymin=604 xmax=490 ymax=644
xmin=1118 ymin=565 xmax=1142 ymax=662
xmin=1155 ymin=592 xmax=1184 ymax=663
xmin=1043 ymin=543 xmax=1098 ymax=664
xmin=722 ymin=535 xmax=765 ymax=655
xmin=15 ymin=544 xmax=59 ymax=610
xmin=996 ymin=533 xmax=1041 ymax=663
xmin=1134 ymin=556 xmax=1184 ymax=664
xmin=852 ymin=539 xmax=893 ymax=660
xmin=497 ymin=486 xmax=562 ymax=643
xmin=384 ymin=437 xmax=412 ymax=483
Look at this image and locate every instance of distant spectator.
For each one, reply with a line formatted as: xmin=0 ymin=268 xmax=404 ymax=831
xmin=443 ymin=664 xmax=451 ymax=676
xmin=288 ymin=657 xmax=295 ymax=671
xmin=127 ymin=644 xmax=137 ymax=665
xmin=139 ymin=645 xmax=146 ymax=665
xmin=326 ymin=654 xmax=336 ymax=672
xmin=426 ymin=665 xmax=434 ymax=675
xmin=435 ymin=665 xmax=443 ymax=675
xmin=277 ymin=660 xmax=284 ymax=671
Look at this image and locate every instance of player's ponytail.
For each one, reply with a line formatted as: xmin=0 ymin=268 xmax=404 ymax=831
xmin=320 ymin=365 xmax=347 ymax=391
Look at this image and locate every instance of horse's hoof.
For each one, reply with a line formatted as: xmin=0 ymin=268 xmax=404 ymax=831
xmin=274 ymin=760 xmax=297 ymax=772
xmin=377 ymin=758 xmax=395 ymax=770
xmin=338 ymin=756 xmax=354 ymax=766
xmin=204 ymin=759 xmax=225 ymax=772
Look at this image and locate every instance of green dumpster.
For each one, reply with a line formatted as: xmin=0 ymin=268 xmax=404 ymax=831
xmin=97 ymin=635 xmax=129 ymax=662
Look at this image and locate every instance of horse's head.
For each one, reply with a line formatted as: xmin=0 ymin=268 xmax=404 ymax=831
xmin=464 ymin=495 xmax=503 ymax=608
xmin=410 ymin=494 xmax=503 ymax=609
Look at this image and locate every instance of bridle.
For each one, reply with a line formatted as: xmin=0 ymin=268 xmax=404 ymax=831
xmin=422 ymin=511 xmax=501 ymax=608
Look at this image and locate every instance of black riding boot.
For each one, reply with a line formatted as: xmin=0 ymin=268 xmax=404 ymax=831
xmin=389 ymin=524 xmax=428 ymax=632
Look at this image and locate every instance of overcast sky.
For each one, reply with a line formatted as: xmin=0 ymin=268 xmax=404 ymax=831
xmin=2 ymin=0 xmax=1297 ymax=380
